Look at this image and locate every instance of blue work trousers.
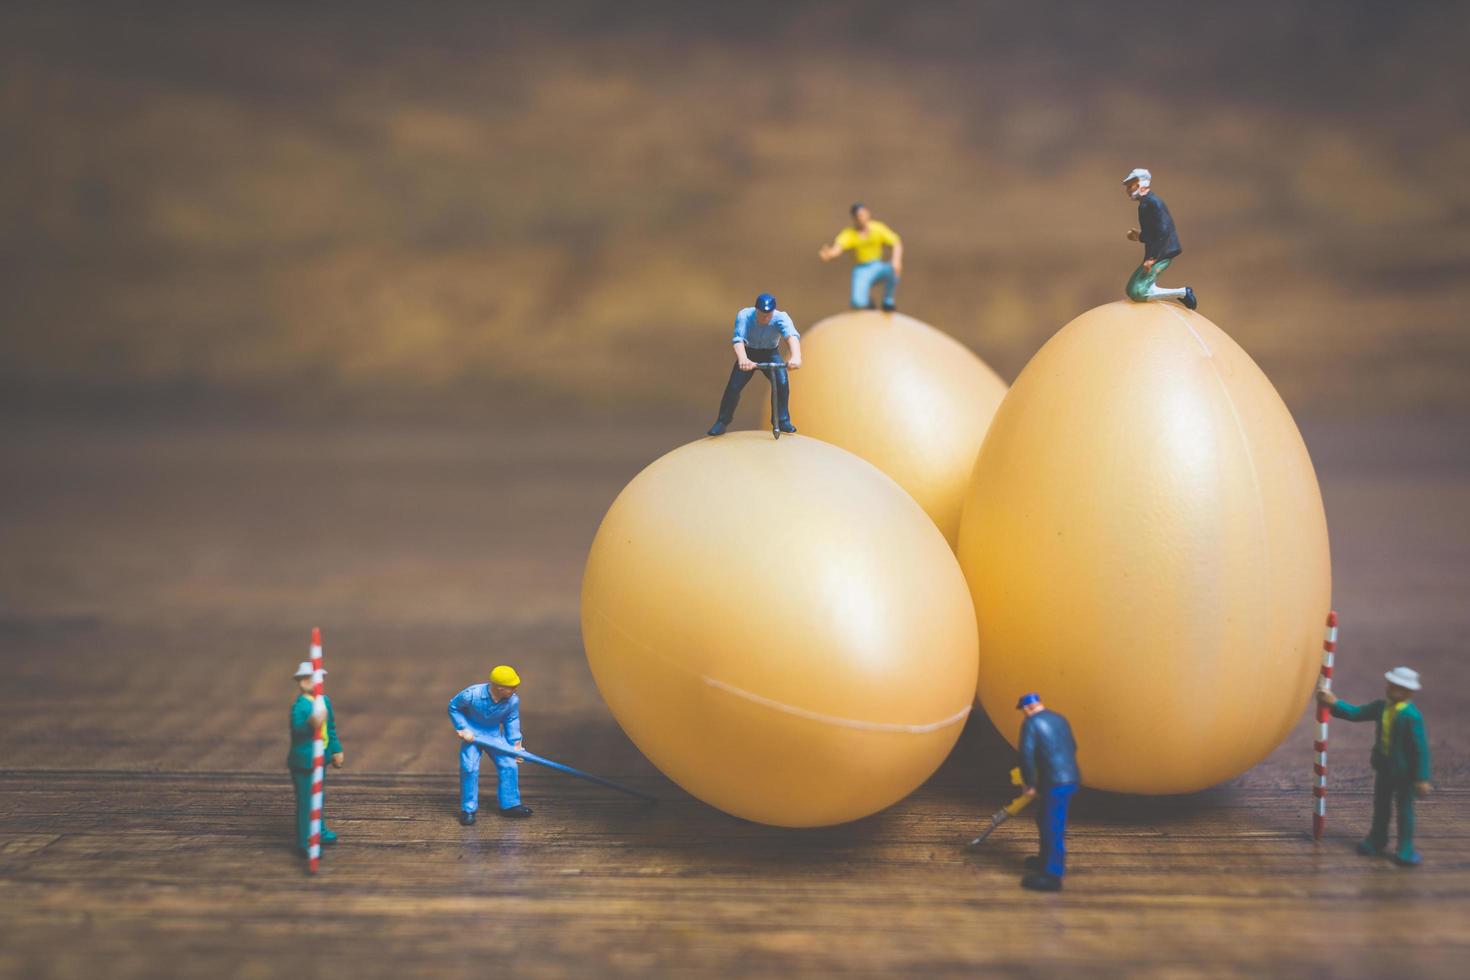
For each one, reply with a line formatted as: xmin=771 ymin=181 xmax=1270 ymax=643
xmin=715 ymin=347 xmax=790 ymax=426
xmin=460 ymin=735 xmax=521 ymax=813
xmin=1036 ymin=783 xmax=1077 ymax=877
xmin=851 ymin=260 xmax=898 ymax=308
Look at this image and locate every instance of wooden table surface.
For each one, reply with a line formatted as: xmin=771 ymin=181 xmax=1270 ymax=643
xmin=1 ymin=414 xmax=1466 ymax=978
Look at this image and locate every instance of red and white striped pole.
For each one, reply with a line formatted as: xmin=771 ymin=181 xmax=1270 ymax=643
xmin=1312 ymin=611 xmax=1337 ymax=840
xmin=307 ymin=627 xmax=326 ymax=874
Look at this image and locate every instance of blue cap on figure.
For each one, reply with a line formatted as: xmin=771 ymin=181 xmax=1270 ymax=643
xmin=1016 ymin=692 xmax=1041 ymax=709
xmin=755 ymin=293 xmax=777 ymax=312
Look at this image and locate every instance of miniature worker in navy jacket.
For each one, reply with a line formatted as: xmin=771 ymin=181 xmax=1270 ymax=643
xmin=1016 ymin=692 xmax=1080 ymax=892
xmin=707 ymin=292 xmax=802 ymax=437
xmin=1122 ymin=168 xmax=1197 ymax=310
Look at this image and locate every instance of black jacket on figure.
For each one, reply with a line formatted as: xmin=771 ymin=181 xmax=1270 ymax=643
xmin=1018 ymin=709 xmax=1081 ymax=788
xmin=1138 ymin=193 xmax=1182 ymax=262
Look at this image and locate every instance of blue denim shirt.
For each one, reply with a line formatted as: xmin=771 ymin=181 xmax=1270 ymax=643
xmin=448 ymin=684 xmax=522 ymax=742
xmin=732 ymin=307 xmax=798 ymax=350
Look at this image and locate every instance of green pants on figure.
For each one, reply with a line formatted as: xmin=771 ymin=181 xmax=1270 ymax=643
xmin=1366 ymin=773 xmax=1417 ymax=861
xmin=1125 ymin=257 xmax=1173 ymax=302
xmin=1329 ymin=689 xmax=1431 ymax=865
xmin=287 ymin=689 xmax=342 ymax=853
xmin=289 ymin=767 xmax=339 ymax=851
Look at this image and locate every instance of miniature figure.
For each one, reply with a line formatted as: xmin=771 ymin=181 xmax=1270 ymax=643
xmin=819 ymin=203 xmax=903 ymax=311
xmin=288 ymin=660 xmax=342 ymax=856
xmin=450 ymin=665 xmax=533 ymax=824
xmin=1122 ymin=168 xmax=1197 ymax=310
xmin=1015 ymin=693 xmax=1079 ymax=892
xmin=706 ymin=293 xmax=802 ymax=437
xmin=1316 ymin=667 xmax=1432 ymax=865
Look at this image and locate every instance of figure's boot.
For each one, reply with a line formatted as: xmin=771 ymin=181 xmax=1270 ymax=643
xmin=1021 ymin=872 xmax=1062 ymax=892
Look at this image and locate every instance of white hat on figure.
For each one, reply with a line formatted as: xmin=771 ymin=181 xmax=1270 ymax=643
xmin=1384 ymin=666 xmax=1421 ymax=691
xmin=294 ymin=661 xmax=326 ymax=679
xmin=1122 ymin=167 xmax=1152 ymax=185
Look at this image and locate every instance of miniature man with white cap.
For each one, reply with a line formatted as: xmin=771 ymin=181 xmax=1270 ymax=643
xmin=449 ymin=665 xmax=533 ymax=825
xmin=1317 ymin=666 xmax=1432 ymax=865
xmin=1122 ymin=168 xmax=1197 ymax=310
xmin=287 ymin=661 xmax=343 ymax=854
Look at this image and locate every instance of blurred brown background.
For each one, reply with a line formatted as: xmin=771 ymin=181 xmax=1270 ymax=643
xmin=3 ymin=0 xmax=1468 ymax=420
xmin=3 ymin=4 xmax=1470 ymax=976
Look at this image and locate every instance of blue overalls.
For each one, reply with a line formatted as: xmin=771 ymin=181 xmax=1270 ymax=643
xmin=851 ymin=260 xmax=898 ymax=309
xmin=448 ymin=684 xmax=522 ymax=813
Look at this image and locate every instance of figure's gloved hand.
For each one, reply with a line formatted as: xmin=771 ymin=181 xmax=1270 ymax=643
xmin=457 ymin=729 xmax=476 ymax=742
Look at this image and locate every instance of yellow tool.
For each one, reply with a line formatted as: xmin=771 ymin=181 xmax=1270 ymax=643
xmin=967 ymin=767 xmax=1034 ymax=847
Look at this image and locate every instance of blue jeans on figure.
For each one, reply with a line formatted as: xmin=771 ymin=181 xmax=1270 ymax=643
xmin=851 ymin=260 xmax=898 ymax=309
xmin=1036 ymin=783 xmax=1076 ymax=877
xmin=460 ymin=736 xmax=521 ymax=814
xmin=714 ymin=346 xmax=791 ymax=428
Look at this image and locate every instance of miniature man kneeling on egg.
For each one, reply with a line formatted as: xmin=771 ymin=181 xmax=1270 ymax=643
xmin=1122 ymin=168 xmax=1197 ymax=311
xmin=450 ymin=665 xmax=533 ymax=825
xmin=1016 ymin=693 xmax=1079 ymax=892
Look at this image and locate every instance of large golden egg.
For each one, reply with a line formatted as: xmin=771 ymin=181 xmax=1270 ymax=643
xmin=956 ymin=302 xmax=1331 ymax=794
xmin=790 ymin=311 xmax=1008 ymax=547
xmin=582 ymin=432 xmax=978 ymax=826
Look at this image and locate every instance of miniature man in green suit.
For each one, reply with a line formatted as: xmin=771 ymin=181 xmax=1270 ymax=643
xmin=288 ymin=660 xmax=344 ymax=854
xmin=1316 ymin=666 xmax=1432 ymax=866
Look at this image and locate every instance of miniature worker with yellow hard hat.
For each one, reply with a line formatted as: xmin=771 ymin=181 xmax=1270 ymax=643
xmin=449 ymin=665 xmax=532 ymax=824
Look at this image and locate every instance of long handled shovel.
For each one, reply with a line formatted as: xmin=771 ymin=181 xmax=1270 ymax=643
xmin=472 ymin=735 xmax=658 ymax=803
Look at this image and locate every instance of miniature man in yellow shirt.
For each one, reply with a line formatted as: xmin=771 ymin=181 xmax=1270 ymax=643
xmin=819 ymin=203 xmax=904 ymax=311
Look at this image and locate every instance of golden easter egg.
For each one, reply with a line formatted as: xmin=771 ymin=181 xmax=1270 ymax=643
xmin=791 ymin=311 xmax=1008 ymax=546
xmin=956 ymin=301 xmax=1331 ymax=794
xmin=582 ymin=432 xmax=979 ymax=826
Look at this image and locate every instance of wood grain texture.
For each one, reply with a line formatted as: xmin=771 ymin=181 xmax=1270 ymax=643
xmin=0 ymin=416 xmax=1467 ymax=978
